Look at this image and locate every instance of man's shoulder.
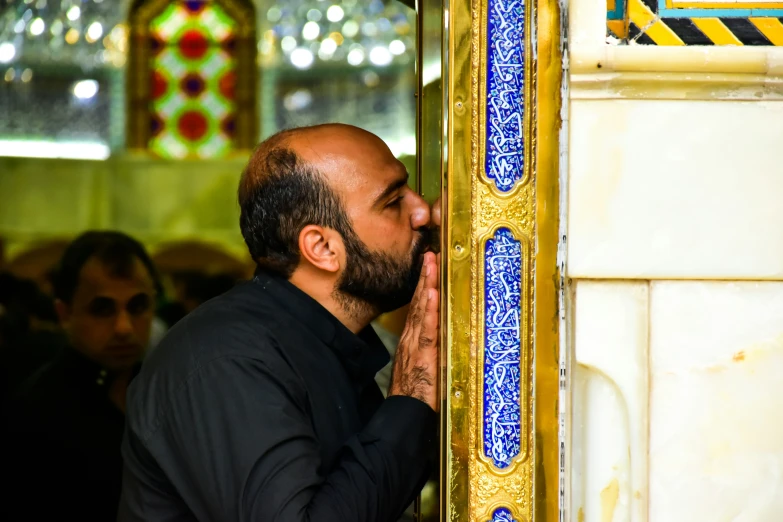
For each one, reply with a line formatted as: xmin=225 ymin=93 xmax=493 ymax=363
xmin=127 ymin=282 xmax=301 ymax=438
xmin=157 ymin=281 xmax=291 ymax=356
xmin=139 ymin=282 xmax=299 ymax=378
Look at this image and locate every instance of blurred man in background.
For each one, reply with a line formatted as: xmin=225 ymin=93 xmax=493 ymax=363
xmin=4 ymin=231 xmax=161 ymax=522
xmin=0 ymin=271 xmax=64 ymax=401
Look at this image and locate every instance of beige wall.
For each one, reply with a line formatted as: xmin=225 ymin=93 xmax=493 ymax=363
xmin=0 ymin=154 xmax=251 ymax=263
xmin=0 ymin=152 xmax=418 ymax=265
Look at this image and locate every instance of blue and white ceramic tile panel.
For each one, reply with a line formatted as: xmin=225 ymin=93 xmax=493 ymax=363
xmin=483 ymin=228 xmax=523 ymax=469
xmin=490 ymin=507 xmax=518 ymax=522
xmin=485 ymin=0 xmax=525 ymax=193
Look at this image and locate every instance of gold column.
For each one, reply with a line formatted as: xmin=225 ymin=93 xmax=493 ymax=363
xmin=436 ymin=0 xmax=562 ymax=517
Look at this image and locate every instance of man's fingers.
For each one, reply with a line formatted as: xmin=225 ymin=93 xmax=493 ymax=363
xmin=421 ymin=252 xmax=437 ymax=293
xmin=418 ymin=288 xmax=439 ymax=350
xmin=433 ymin=253 xmax=441 ymax=290
xmin=410 ymin=254 xmax=435 ymax=326
xmin=410 ymin=253 xmax=431 ymax=310
xmin=401 ymin=252 xmax=436 ymax=346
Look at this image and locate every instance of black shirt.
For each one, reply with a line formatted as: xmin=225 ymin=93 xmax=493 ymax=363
xmin=3 ymin=347 xmax=131 ymax=522
xmin=0 ymin=327 xmax=66 ymax=402
xmin=118 ymin=272 xmax=436 ymax=522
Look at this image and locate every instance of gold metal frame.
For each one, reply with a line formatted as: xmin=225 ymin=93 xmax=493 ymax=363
xmin=532 ymin=0 xmax=562 ymax=517
xmin=437 ymin=0 xmax=562 ymax=516
xmin=126 ymin=0 xmax=257 ymax=154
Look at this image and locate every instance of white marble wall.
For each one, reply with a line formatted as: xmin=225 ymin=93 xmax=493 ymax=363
xmin=649 ymin=282 xmax=783 ymax=522
xmin=567 ymin=99 xmax=783 ymax=280
xmin=565 ymin=5 xmax=783 ymax=518
xmin=572 ymin=282 xmax=649 ymax=522
xmin=570 ymin=281 xmax=783 ymax=522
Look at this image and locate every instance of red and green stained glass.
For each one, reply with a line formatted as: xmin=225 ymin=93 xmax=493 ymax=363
xmin=148 ymin=1 xmax=237 ymax=159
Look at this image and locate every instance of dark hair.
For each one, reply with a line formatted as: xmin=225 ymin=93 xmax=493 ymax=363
xmin=174 ymin=271 xmax=237 ymax=304
xmin=239 ymin=140 xmax=354 ymax=278
xmin=53 ymin=231 xmax=162 ymax=303
xmin=188 ymin=273 xmax=237 ymax=303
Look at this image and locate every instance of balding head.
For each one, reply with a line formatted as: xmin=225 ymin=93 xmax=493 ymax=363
xmin=238 ymin=125 xmax=361 ymax=278
xmin=239 ymin=124 xmax=393 ymax=207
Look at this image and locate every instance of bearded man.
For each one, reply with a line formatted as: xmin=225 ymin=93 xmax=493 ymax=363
xmin=118 ymin=124 xmax=441 ymax=522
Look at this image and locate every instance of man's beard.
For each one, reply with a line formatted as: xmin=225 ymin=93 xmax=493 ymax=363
xmin=335 ymin=227 xmax=432 ymax=318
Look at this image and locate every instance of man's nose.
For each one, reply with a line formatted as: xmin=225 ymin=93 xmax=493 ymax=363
xmin=410 ymin=192 xmax=431 ymax=230
xmin=115 ymin=310 xmax=134 ymax=336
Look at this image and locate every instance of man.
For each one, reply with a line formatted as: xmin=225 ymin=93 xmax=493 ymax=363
xmin=118 ymin=124 xmax=441 ymax=522
xmin=0 ymin=272 xmax=65 ymax=401
xmin=3 ymin=231 xmax=161 ymax=521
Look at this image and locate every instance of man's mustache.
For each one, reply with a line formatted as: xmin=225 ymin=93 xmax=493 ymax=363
xmin=417 ymin=225 xmax=440 ymax=255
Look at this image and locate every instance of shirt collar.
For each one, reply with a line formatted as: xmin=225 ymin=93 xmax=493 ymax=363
xmin=252 ymin=271 xmax=390 ymax=386
xmin=60 ymin=347 xmax=141 ymax=392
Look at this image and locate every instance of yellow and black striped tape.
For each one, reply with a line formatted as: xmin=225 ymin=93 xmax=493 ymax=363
xmin=607 ymin=0 xmax=783 ymax=45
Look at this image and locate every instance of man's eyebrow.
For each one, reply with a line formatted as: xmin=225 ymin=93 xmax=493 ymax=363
xmin=373 ymin=172 xmax=410 ymax=207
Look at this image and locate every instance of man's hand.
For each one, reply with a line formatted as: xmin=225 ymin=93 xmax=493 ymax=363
xmin=389 ymin=251 xmax=439 ymax=411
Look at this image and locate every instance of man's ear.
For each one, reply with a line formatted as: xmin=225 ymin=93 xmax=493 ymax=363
xmin=298 ymin=225 xmax=343 ymax=274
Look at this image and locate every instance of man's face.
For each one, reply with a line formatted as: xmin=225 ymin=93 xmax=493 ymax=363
xmin=301 ymin=127 xmax=432 ymax=314
xmin=57 ymin=256 xmax=156 ymax=371
xmin=291 ymin=125 xmax=435 ymax=314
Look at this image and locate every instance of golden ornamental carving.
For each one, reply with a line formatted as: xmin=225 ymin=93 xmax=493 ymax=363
xmin=477 ymin=184 xmax=533 ymax=234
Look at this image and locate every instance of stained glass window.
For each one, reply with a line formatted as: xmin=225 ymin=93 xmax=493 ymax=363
xmin=148 ymin=1 xmax=237 ymax=159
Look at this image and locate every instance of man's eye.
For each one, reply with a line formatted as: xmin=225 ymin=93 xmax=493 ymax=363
xmin=88 ymin=298 xmax=116 ymax=317
xmin=386 ymin=197 xmax=403 ymax=208
xmin=127 ymin=294 xmax=152 ymax=316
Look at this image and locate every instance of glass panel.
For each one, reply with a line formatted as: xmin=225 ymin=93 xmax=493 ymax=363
xmin=0 ymin=0 xmax=125 ymax=153
xmin=150 ymin=2 xmax=235 ymax=44
xmin=0 ymin=71 xmax=110 ymax=145
xmin=148 ymin=1 xmax=237 ymax=159
xmin=258 ymin=0 xmax=417 ymax=165
xmin=415 ymin=0 xmax=445 ymax=520
xmin=416 ymin=0 xmax=443 ymax=203
xmin=0 ymin=1 xmax=418 ymax=161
